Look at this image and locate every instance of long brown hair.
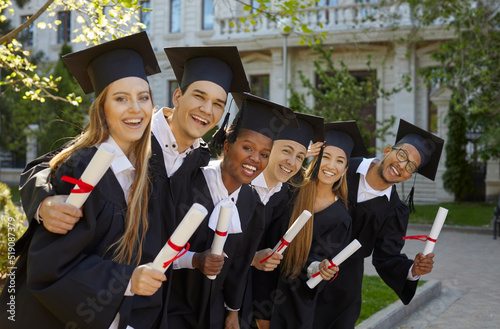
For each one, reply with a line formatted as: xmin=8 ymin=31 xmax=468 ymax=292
xmin=281 ymin=155 xmax=349 ymax=278
xmin=50 ymin=85 xmax=153 ymax=265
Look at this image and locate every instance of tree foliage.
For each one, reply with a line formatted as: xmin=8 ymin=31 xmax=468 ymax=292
xmin=1 ymin=0 xmax=148 ymax=105
xmin=442 ymin=94 xmax=473 ymax=203
xmin=288 ymin=45 xmax=409 ymax=153
xmin=402 ymin=0 xmax=500 ymax=161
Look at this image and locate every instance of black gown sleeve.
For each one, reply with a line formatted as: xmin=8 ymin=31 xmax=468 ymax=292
xmin=26 ymin=150 xmax=135 ymax=329
xmin=371 ymin=199 xmax=417 ymax=304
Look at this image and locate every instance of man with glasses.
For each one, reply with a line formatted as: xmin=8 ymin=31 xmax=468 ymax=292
xmin=313 ymin=119 xmax=445 ymax=329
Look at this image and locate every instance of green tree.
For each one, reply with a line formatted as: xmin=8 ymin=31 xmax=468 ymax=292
xmin=1 ymin=0 xmax=150 ymax=104
xmin=289 ymin=45 xmax=408 ymax=153
xmin=442 ymin=94 xmax=473 ymax=202
xmin=389 ymin=0 xmax=500 ymax=160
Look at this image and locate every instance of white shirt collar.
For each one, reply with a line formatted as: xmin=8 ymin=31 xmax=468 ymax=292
xmin=252 ymin=172 xmax=283 ymax=205
xmin=151 ymin=109 xmax=202 ymax=177
xmin=356 ymin=157 xmax=392 ymax=202
xmin=202 ymin=160 xmax=242 ymax=234
xmin=98 ymin=136 xmax=135 ymax=203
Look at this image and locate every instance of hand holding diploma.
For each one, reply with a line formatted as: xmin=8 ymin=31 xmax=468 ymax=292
xmin=151 ymin=203 xmax=208 ymax=272
xmin=259 ymin=210 xmax=312 ymax=265
xmin=63 ymin=143 xmax=117 ymax=208
xmin=404 ymin=207 xmax=448 ymax=277
xmin=207 ymin=201 xmax=232 ymax=279
xmin=307 ymin=239 xmax=362 ymax=289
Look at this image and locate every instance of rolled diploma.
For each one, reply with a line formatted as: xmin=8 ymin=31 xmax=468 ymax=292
xmin=65 ymin=143 xmax=116 ymax=208
xmin=207 ymin=201 xmax=233 ymax=280
xmin=151 ymin=203 xmax=208 ymax=272
xmin=422 ymin=207 xmax=448 ymax=255
xmin=306 ymin=239 xmax=362 ymax=289
xmin=272 ymin=210 xmax=312 ymax=255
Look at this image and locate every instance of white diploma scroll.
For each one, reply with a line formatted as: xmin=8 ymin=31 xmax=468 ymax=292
xmin=65 ymin=143 xmax=116 ymax=208
xmin=306 ymin=239 xmax=362 ymax=289
xmin=259 ymin=210 xmax=312 ymax=264
xmin=422 ymin=207 xmax=448 ymax=255
xmin=152 ymin=203 xmax=208 ymax=273
xmin=207 ymin=201 xmax=233 ymax=280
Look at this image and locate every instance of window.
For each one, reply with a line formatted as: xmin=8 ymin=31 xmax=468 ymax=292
xmin=250 ymin=75 xmax=270 ymax=99
xmin=202 ymin=0 xmax=214 ymax=30
xmin=168 ymin=80 xmax=179 ymax=108
xmin=20 ymin=15 xmax=34 ymax=47
xmin=57 ymin=11 xmax=71 ymax=44
xmin=140 ymin=1 xmax=151 ymax=33
xmin=170 ymin=0 xmax=181 ymax=33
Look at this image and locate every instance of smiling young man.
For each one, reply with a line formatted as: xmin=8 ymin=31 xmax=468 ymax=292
xmin=313 ymin=119 xmax=445 ymax=329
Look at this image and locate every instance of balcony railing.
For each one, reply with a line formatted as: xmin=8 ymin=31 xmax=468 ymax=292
xmin=214 ymin=2 xmax=413 ymax=39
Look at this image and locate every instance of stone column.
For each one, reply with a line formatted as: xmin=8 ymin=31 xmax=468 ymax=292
xmin=393 ymin=42 xmax=417 ymax=123
xmin=24 ymin=124 xmax=39 ymax=165
xmin=430 ymin=87 xmax=454 ymax=202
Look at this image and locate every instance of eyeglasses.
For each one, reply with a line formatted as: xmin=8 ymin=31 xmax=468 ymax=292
xmin=391 ymin=147 xmax=418 ymax=174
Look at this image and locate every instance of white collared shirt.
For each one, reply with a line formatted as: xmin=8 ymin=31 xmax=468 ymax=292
xmin=151 ymin=109 xmax=201 ymax=177
xmin=173 ymin=160 xmax=242 ymax=270
xmin=355 ymin=158 xmax=419 ymax=281
xmin=100 ymin=136 xmax=135 ymax=205
xmin=356 ymin=157 xmax=392 ymax=203
xmin=251 ymin=172 xmax=283 ymax=205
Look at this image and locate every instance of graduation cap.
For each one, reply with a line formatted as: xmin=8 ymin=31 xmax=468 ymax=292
xmin=63 ymin=32 xmax=161 ymax=95
xmin=275 ymin=113 xmax=325 ymax=149
xmin=395 ymin=119 xmax=444 ymax=181
xmin=164 ymin=46 xmax=250 ymax=94
xmin=324 ymin=121 xmax=369 ymax=160
xmin=211 ymin=92 xmax=298 ymax=149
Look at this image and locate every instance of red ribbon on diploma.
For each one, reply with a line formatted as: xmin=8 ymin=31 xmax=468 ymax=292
xmin=61 ymin=175 xmax=94 ymax=193
xmin=403 ymin=235 xmax=437 ymax=243
xmin=162 ymin=239 xmax=190 ymax=269
xmin=311 ymin=260 xmax=338 ymax=282
xmin=215 ymin=230 xmax=228 ymax=237
xmin=259 ymin=237 xmax=290 ymax=264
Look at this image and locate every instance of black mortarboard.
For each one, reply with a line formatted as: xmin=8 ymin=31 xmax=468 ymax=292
xmin=231 ymin=92 xmax=298 ymax=140
xmin=275 ymin=113 xmax=324 ymax=149
xmin=324 ymin=121 xmax=368 ymax=160
xmin=164 ymin=46 xmax=250 ymax=94
xmin=395 ymin=119 xmax=444 ymax=181
xmin=63 ymin=32 xmax=160 ymax=95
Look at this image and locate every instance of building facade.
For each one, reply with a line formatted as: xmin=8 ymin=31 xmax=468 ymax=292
xmin=4 ymin=0 xmax=500 ymax=202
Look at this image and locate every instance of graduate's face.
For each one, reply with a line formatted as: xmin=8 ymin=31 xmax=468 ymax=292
xmin=378 ymin=143 xmax=421 ymax=184
xmin=103 ymin=77 xmax=153 ymax=154
xmin=171 ymin=80 xmax=227 ymax=141
xmin=223 ymin=129 xmax=273 ymax=185
xmin=265 ymin=140 xmax=306 ymax=184
xmin=318 ymin=145 xmax=348 ymax=186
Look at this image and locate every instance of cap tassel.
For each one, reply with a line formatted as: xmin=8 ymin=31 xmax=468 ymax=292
xmin=309 ymin=145 xmax=324 ymax=181
xmin=210 ymin=111 xmax=230 ymax=150
xmin=404 ymin=175 xmax=417 ymax=213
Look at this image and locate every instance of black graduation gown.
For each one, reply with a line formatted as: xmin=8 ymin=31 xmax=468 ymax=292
xmin=162 ymin=168 xmax=265 ymax=329
xmin=269 ymin=201 xmax=352 ymax=329
xmin=313 ymin=157 xmax=415 ymax=329
xmin=237 ymin=184 xmax=291 ymax=327
xmin=0 ymin=147 xmax=136 ymax=329
xmin=12 ymin=134 xmax=211 ymax=329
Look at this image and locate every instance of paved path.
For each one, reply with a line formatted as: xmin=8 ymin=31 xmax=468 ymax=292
xmin=364 ymin=226 xmax=500 ymax=329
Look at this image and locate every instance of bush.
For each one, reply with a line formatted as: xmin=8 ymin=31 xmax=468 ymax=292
xmin=0 ymin=182 xmax=27 ymax=280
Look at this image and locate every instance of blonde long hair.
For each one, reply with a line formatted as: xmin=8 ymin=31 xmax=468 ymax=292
xmin=281 ymin=155 xmax=349 ymax=278
xmin=50 ymin=85 xmax=153 ymax=265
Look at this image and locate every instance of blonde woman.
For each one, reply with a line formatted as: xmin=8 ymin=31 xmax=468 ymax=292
xmin=0 ymin=33 xmax=165 ymax=329
xmin=269 ymin=121 xmax=368 ymax=329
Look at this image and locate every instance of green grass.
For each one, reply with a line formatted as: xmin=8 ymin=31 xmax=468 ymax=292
xmin=410 ymin=202 xmax=494 ymax=227
xmin=356 ymin=275 xmax=425 ymax=325
xmin=8 ymin=185 xmax=20 ymax=203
